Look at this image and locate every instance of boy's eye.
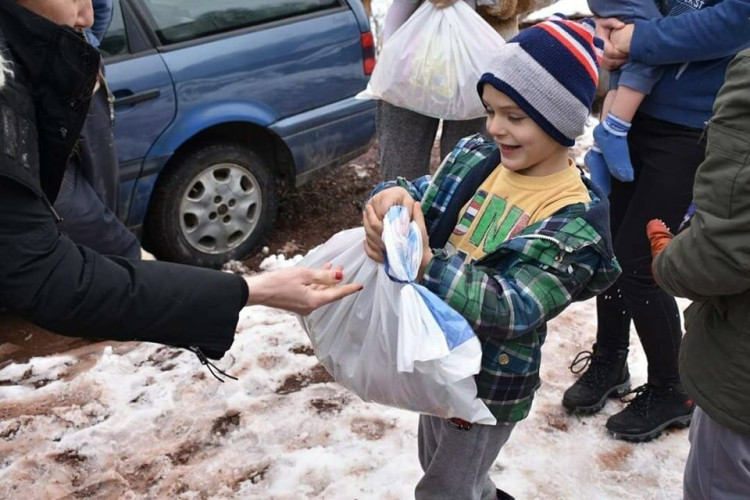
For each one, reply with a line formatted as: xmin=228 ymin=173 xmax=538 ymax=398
xmin=485 ymin=108 xmax=495 ymax=116
xmin=508 ymin=115 xmax=524 ymax=123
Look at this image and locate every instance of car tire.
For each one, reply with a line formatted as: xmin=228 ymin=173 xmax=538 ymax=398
xmin=145 ymin=142 xmax=277 ymax=268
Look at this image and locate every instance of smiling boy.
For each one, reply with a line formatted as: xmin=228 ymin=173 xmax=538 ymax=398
xmin=363 ymin=15 xmax=621 ymax=499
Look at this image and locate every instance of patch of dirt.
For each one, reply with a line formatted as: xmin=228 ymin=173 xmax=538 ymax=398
xmin=289 ymin=344 xmax=315 ymax=356
xmin=211 ymin=410 xmax=241 ymax=437
xmin=350 ymin=416 xmax=395 ymax=441
xmin=597 ymin=444 xmax=634 ymax=470
xmin=310 ymin=394 xmax=350 ymax=415
xmin=275 ymin=364 xmax=334 ymax=395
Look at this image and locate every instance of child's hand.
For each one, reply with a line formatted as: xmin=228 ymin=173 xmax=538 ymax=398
xmin=363 ymin=187 xmax=416 ymax=263
xmin=593 ymin=17 xmax=628 ymax=71
xmin=646 ymin=219 xmax=674 ymax=259
xmin=412 ymin=202 xmax=434 ymax=280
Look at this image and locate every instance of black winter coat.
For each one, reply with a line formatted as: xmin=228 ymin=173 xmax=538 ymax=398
xmin=0 ymin=0 xmax=246 ymax=359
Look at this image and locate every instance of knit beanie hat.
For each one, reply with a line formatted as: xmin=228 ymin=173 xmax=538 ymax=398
xmin=477 ymin=15 xmax=603 ymax=146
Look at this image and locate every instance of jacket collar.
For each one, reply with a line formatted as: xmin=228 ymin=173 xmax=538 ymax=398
xmin=0 ymin=0 xmax=99 ymax=103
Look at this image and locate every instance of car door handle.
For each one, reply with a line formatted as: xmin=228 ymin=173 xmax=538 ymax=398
xmin=114 ymin=89 xmax=161 ymax=107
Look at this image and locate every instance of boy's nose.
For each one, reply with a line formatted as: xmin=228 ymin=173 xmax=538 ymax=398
xmin=487 ymin=117 xmax=506 ymax=138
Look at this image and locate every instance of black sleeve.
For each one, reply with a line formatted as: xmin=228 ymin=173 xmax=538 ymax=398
xmin=0 ymin=178 xmax=248 ymax=359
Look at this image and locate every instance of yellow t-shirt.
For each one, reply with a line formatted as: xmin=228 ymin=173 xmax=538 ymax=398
xmin=447 ymin=161 xmax=590 ymax=263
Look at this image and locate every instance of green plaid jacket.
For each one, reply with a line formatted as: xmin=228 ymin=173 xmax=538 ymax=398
xmin=373 ymin=135 xmax=621 ymax=422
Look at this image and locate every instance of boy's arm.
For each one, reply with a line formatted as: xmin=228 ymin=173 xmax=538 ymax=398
xmin=629 ymin=0 xmax=750 ymax=65
xmin=421 ymin=243 xmax=601 ymax=340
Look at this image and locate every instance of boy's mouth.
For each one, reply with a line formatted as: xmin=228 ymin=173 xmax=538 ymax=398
xmin=499 ymin=144 xmax=521 ymax=154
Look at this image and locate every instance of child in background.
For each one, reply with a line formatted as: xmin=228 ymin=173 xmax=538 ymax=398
xmin=363 ymin=16 xmax=620 ymax=500
xmin=585 ymin=0 xmax=664 ymax=194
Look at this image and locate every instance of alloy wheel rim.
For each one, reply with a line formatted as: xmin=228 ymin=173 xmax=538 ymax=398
xmin=179 ymin=162 xmax=262 ymax=255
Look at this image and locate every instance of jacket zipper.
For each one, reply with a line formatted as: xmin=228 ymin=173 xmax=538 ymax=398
xmin=517 ymin=233 xmax=572 ymax=252
xmin=42 ymin=195 xmax=64 ymax=222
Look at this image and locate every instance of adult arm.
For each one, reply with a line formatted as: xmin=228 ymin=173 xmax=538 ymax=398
xmin=0 ymin=178 xmax=246 ymax=358
xmin=628 ymin=0 xmax=750 ymax=65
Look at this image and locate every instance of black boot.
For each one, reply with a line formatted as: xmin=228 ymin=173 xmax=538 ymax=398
xmin=496 ymin=488 xmax=515 ymax=500
xmin=562 ymin=343 xmax=630 ymax=414
xmin=606 ymin=382 xmax=695 ymax=442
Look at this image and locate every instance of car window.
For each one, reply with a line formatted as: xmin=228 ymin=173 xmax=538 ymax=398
xmin=99 ymin=0 xmax=129 ymax=57
xmin=141 ymin=0 xmax=343 ymax=45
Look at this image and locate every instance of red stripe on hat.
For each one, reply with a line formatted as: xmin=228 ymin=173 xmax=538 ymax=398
xmin=561 ymin=19 xmax=595 ymax=41
xmin=537 ymin=22 xmax=598 ymax=83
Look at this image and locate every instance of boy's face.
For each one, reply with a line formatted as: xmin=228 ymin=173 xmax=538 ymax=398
xmin=482 ymin=84 xmax=569 ymax=177
xmin=16 ymin=0 xmax=93 ymax=29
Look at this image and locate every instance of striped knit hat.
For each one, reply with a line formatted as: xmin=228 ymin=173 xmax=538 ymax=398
xmin=477 ymin=15 xmax=603 ymax=146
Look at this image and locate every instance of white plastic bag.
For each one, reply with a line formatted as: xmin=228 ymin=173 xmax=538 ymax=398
xmin=357 ymin=1 xmax=505 ymax=120
xmin=297 ymin=206 xmax=495 ymax=424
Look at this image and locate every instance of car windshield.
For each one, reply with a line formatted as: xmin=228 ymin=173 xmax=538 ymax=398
xmin=141 ymin=0 xmax=342 ymax=44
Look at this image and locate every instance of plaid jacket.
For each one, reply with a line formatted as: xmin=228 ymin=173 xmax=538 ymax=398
xmin=373 ymin=135 xmax=621 ymax=422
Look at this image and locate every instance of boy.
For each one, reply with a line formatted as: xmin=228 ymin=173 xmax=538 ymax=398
xmin=363 ymin=16 xmax=621 ymax=500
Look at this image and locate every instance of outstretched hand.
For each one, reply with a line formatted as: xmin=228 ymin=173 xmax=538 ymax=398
xmin=363 ymin=187 xmax=416 ymax=263
xmin=245 ymin=265 xmax=362 ymax=315
xmin=646 ymin=219 xmax=674 ymax=259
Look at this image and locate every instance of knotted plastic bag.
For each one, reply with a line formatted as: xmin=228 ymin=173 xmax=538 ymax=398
xmin=297 ymin=206 xmax=495 ymax=424
xmin=357 ymin=1 xmax=505 ymax=120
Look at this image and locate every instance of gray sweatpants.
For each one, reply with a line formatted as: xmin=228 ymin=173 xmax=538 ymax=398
xmin=377 ymin=101 xmax=486 ymax=181
xmin=683 ymin=406 xmax=750 ymax=500
xmin=416 ymin=415 xmax=516 ymax=500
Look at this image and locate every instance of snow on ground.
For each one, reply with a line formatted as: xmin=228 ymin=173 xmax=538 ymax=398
xmin=523 ymin=0 xmax=592 ymax=23
xmin=0 ymin=251 xmax=691 ymax=499
xmin=0 ymin=3 xmax=684 ymax=498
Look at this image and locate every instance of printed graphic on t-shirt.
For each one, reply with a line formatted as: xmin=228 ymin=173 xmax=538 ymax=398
xmin=668 ymin=0 xmax=705 ymax=15
xmin=451 ymin=189 xmax=530 ymax=262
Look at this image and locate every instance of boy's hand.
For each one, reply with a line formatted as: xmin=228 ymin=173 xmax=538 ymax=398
xmin=412 ymin=202 xmax=434 ymax=280
xmin=646 ymin=219 xmax=674 ymax=259
xmin=363 ymin=187 xmax=416 ymax=263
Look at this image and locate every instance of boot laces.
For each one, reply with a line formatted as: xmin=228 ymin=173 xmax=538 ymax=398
xmin=621 ymin=384 xmax=659 ymax=416
xmin=569 ymin=350 xmax=608 ymax=388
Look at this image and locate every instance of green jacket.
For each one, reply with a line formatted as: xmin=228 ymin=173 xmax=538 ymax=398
xmin=372 ymin=135 xmax=621 ymax=422
xmin=653 ymin=49 xmax=750 ymax=437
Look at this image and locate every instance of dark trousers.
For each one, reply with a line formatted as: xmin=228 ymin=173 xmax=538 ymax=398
xmin=596 ymin=113 xmax=705 ymax=384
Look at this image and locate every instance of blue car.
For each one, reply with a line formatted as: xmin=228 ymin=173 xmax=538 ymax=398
xmin=100 ymin=0 xmax=376 ymax=267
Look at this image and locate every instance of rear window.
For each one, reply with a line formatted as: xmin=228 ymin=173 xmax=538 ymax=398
xmin=141 ymin=0 xmax=343 ymax=45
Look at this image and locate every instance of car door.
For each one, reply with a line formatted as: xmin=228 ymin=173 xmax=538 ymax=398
xmin=133 ymin=0 xmax=368 ymax=169
xmin=100 ymin=0 xmax=176 ymax=225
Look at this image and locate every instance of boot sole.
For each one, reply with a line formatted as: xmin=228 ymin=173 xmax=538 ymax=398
xmin=607 ymin=412 xmax=693 ymax=443
xmin=563 ymin=381 xmax=631 ymax=416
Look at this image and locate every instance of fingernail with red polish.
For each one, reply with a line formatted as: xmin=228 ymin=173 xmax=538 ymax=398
xmin=335 ymin=270 xmax=343 ymax=280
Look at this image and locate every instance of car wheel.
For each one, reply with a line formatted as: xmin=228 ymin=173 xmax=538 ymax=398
xmin=145 ymin=142 xmax=277 ymax=268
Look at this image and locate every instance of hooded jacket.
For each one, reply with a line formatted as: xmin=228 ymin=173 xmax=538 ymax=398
xmin=653 ymin=49 xmax=750 ymax=436
xmin=371 ymin=135 xmax=621 ymax=422
xmin=629 ymin=0 xmax=750 ymax=129
xmin=0 ymin=0 xmax=245 ymax=359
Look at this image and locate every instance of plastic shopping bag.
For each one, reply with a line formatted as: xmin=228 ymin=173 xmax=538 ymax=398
xmin=357 ymin=1 xmax=505 ymax=120
xmin=297 ymin=206 xmax=495 ymax=424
